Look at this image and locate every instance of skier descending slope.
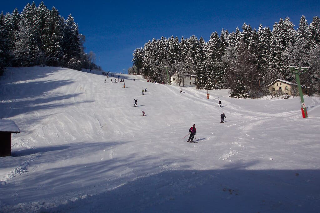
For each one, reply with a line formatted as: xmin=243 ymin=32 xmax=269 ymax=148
xmin=187 ymin=124 xmax=196 ymax=142
xmin=220 ymin=113 xmax=226 ymax=123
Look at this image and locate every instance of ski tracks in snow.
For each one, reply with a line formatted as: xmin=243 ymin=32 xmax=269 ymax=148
xmin=218 ymin=114 xmax=274 ymax=162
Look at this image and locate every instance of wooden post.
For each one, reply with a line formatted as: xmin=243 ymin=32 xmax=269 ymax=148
xmin=0 ymin=132 xmax=11 ymax=157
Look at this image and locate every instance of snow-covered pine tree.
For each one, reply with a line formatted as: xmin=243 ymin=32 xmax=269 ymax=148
xmin=142 ymin=40 xmax=152 ymax=78
xmin=0 ymin=12 xmax=10 ymax=72
xmin=289 ymin=16 xmax=313 ymax=94
xmin=257 ymin=25 xmax=273 ymax=88
xmin=42 ymin=6 xmax=64 ymax=66
xmin=157 ymin=36 xmax=170 ymax=83
xmin=185 ymin=35 xmax=199 ymax=75
xmin=132 ymin=47 xmax=144 ymax=75
xmin=270 ymin=17 xmax=296 ymax=82
xmin=309 ymin=16 xmax=320 ymax=94
xmin=63 ymin=14 xmax=82 ymax=70
xmin=309 ymin=44 xmax=320 ymax=94
xmin=3 ymin=9 xmax=21 ymax=67
xmin=309 ymin=16 xmax=320 ymax=46
xmin=223 ymin=28 xmax=245 ymax=97
xmin=195 ymin=37 xmax=206 ymax=89
xmin=177 ymin=36 xmax=189 ymax=78
xmin=240 ymin=23 xmax=260 ymax=97
xmin=35 ymin=1 xmax=50 ymax=65
xmin=150 ymin=38 xmax=162 ymax=82
xmin=167 ymin=36 xmax=181 ymax=79
xmin=203 ymin=32 xmax=225 ymax=90
xmin=288 ymin=16 xmax=311 ymax=68
xmin=14 ymin=3 xmax=42 ymax=66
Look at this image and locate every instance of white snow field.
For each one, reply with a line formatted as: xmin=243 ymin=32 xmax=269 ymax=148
xmin=1 ymin=67 xmax=320 ymax=213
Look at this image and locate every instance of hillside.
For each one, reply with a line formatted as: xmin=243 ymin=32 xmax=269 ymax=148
xmin=1 ymin=67 xmax=320 ymax=213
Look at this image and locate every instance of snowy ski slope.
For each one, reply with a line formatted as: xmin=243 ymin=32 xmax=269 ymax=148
xmin=1 ymin=67 xmax=320 ymax=212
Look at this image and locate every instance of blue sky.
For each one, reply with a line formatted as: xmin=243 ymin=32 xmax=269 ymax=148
xmin=2 ymin=0 xmax=319 ymax=73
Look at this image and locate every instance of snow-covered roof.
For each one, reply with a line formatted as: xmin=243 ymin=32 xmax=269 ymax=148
xmin=0 ymin=119 xmax=20 ymax=133
xmin=268 ymin=79 xmax=297 ymax=87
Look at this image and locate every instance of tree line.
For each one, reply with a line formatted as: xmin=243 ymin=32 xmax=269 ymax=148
xmin=131 ymin=16 xmax=320 ymax=97
xmin=0 ymin=2 xmax=101 ymax=75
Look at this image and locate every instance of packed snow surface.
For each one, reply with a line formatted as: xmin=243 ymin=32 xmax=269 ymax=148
xmin=1 ymin=67 xmax=320 ymax=213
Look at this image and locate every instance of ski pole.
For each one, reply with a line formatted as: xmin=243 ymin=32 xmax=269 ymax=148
xmin=183 ymin=133 xmax=190 ymax=139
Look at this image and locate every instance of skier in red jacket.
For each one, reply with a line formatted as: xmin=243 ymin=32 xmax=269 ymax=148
xmin=187 ymin=124 xmax=196 ymax=142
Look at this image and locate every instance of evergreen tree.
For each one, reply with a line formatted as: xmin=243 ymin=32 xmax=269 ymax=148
xmin=270 ymin=17 xmax=296 ymax=81
xmin=0 ymin=12 xmax=10 ymax=72
xmin=241 ymin=24 xmax=260 ymax=96
xmin=309 ymin=44 xmax=320 ymax=94
xmin=203 ymin=32 xmax=225 ymax=89
xmin=179 ymin=36 xmax=189 ymax=74
xmin=132 ymin=48 xmax=144 ymax=75
xmin=257 ymin=25 xmax=272 ymax=86
xmin=63 ymin=14 xmax=82 ymax=70
xmin=167 ymin=36 xmax=181 ymax=77
xmin=223 ymin=28 xmax=243 ymax=97
xmin=309 ymin=16 xmax=320 ymax=94
xmin=309 ymin=16 xmax=320 ymax=46
xmin=36 ymin=1 xmax=50 ymax=64
xmin=13 ymin=2 xmax=47 ymax=66
xmin=289 ymin=16 xmax=311 ymax=67
xmin=43 ymin=7 xmax=64 ymax=66
xmin=185 ymin=35 xmax=202 ymax=76
xmin=193 ymin=36 xmax=205 ymax=88
xmin=3 ymin=9 xmax=21 ymax=66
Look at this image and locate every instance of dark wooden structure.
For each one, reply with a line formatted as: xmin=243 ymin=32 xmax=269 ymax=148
xmin=0 ymin=119 xmax=20 ymax=157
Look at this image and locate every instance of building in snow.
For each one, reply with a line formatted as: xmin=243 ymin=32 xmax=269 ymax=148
xmin=268 ymin=79 xmax=297 ymax=96
xmin=171 ymin=73 xmax=197 ymax=87
xmin=0 ymin=119 xmax=20 ymax=157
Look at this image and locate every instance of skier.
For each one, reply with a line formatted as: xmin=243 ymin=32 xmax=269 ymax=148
xmin=187 ymin=124 xmax=196 ymax=142
xmin=221 ymin=113 xmax=226 ymax=123
xmin=218 ymin=98 xmax=222 ymax=107
xmin=134 ymin=99 xmax=138 ymax=107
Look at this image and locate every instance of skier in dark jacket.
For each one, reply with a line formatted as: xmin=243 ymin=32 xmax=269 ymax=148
xmin=187 ymin=124 xmax=196 ymax=142
xmin=221 ymin=113 xmax=226 ymax=123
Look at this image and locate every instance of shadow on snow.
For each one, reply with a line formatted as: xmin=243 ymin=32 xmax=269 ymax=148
xmin=1 ymin=148 xmax=319 ymax=213
xmin=47 ymin=168 xmax=320 ymax=213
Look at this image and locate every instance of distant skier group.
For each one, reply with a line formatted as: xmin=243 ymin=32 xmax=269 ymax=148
xmin=218 ymin=98 xmax=226 ymax=123
xmin=133 ymin=87 xmax=148 ymax=116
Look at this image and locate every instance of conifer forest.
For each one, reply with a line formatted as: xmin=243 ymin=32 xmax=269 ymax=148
xmin=0 ymin=2 xmax=101 ymax=75
xmin=131 ymin=16 xmax=320 ymax=97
